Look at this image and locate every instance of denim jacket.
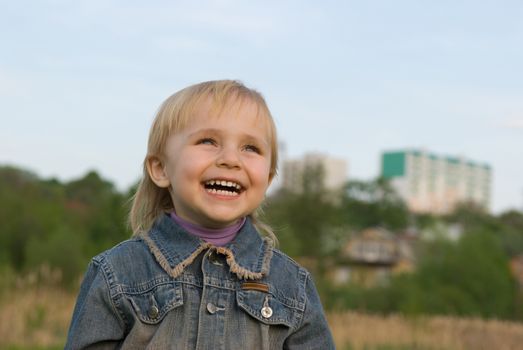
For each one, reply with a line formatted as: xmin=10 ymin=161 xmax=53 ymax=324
xmin=66 ymin=214 xmax=335 ymax=349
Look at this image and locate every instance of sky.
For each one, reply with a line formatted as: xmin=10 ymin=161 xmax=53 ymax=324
xmin=1 ymin=0 xmax=522 ymax=213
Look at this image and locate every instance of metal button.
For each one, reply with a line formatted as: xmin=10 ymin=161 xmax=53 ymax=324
xmin=207 ymin=303 xmax=217 ymax=314
xmin=261 ymin=295 xmax=273 ymax=319
xmin=261 ymin=306 xmax=273 ymax=318
xmin=148 ymin=305 xmax=159 ymax=318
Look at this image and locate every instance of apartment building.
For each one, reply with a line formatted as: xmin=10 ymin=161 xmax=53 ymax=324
xmin=381 ymin=149 xmax=491 ymax=214
xmin=281 ymin=153 xmax=348 ymax=193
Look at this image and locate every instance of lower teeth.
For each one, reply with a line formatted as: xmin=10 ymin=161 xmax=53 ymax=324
xmin=207 ymin=189 xmax=237 ymax=196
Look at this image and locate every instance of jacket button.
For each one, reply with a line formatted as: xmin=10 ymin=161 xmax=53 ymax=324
xmin=148 ymin=305 xmax=159 ymax=318
xmin=261 ymin=306 xmax=273 ymax=319
xmin=261 ymin=295 xmax=272 ymax=318
xmin=207 ymin=303 xmax=217 ymax=314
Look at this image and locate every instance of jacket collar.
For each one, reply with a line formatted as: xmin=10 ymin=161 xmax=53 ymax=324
xmin=140 ymin=214 xmax=273 ymax=280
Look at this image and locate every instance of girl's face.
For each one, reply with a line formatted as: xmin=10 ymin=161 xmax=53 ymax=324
xmin=149 ymin=98 xmax=273 ymax=228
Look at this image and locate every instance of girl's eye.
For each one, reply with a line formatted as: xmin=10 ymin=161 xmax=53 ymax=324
xmin=244 ymin=144 xmax=261 ymax=153
xmin=197 ymin=138 xmax=216 ymax=146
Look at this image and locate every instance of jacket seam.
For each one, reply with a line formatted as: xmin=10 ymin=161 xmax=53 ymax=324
xmin=271 ymin=249 xmax=302 ymax=270
xmin=94 ymin=255 xmax=129 ymax=331
xmin=291 ymin=272 xmax=310 ymax=332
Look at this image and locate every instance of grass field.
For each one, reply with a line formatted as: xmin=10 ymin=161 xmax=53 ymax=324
xmin=2 ymin=281 xmax=523 ymax=350
xmin=328 ymin=312 xmax=523 ymax=350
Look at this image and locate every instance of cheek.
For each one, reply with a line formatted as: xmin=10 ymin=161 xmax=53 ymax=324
xmin=248 ymin=159 xmax=272 ymax=185
xmin=167 ymin=158 xmax=196 ymax=189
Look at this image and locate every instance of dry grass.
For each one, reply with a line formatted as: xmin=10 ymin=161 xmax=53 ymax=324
xmin=0 ymin=287 xmax=75 ymax=348
xmin=0 ymin=267 xmax=76 ymax=349
xmin=328 ymin=311 xmax=523 ymax=350
xmin=2 ymin=273 xmax=523 ymax=350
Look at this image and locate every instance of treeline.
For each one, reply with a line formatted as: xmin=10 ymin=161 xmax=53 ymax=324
xmin=1 ymin=164 xmax=523 ymax=321
xmin=0 ymin=166 xmax=132 ymax=285
xmin=264 ymin=163 xmax=523 ymax=321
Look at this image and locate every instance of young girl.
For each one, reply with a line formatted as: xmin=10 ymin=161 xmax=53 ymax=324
xmin=66 ymin=80 xmax=335 ymax=349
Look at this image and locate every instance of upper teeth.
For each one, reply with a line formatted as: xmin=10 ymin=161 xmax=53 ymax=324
xmin=206 ymin=180 xmax=242 ymax=190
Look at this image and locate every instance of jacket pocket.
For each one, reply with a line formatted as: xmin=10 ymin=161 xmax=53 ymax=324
xmin=236 ymin=289 xmax=297 ymax=329
xmin=125 ymin=281 xmax=183 ymax=324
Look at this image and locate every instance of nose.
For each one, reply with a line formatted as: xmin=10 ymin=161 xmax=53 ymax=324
xmin=216 ymin=146 xmax=241 ymax=169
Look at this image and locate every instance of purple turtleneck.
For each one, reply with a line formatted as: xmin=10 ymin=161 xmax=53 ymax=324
xmin=170 ymin=211 xmax=245 ymax=246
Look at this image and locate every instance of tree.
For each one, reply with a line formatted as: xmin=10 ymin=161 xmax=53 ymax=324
xmin=396 ymin=229 xmax=515 ymax=319
xmin=0 ymin=166 xmax=131 ymax=286
xmin=265 ymin=162 xmax=343 ymax=272
xmin=64 ymin=170 xmax=130 ymax=256
xmin=341 ymin=177 xmax=409 ymax=231
xmin=0 ymin=166 xmax=68 ymax=269
xmin=496 ymin=210 xmax=523 ymax=257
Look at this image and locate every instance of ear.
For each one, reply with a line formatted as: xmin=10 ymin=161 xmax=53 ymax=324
xmin=146 ymin=156 xmax=171 ymax=188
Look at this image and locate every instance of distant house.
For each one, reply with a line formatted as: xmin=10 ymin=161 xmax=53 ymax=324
xmin=332 ymin=227 xmax=416 ymax=287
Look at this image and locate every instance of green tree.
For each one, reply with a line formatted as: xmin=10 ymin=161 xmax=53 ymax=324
xmin=64 ymin=170 xmax=130 ymax=257
xmin=0 ymin=166 xmax=67 ymax=269
xmin=25 ymin=225 xmax=87 ymax=286
xmin=497 ymin=210 xmax=523 ymax=257
xmin=327 ymin=227 xmax=518 ymax=320
xmin=397 ymin=229 xmax=515 ymax=319
xmin=0 ymin=166 xmax=131 ymax=286
xmin=265 ymin=162 xmax=343 ymax=271
xmin=341 ymin=177 xmax=409 ymax=231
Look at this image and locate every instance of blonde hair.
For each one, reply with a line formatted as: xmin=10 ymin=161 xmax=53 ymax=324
xmin=129 ymin=80 xmax=278 ymax=242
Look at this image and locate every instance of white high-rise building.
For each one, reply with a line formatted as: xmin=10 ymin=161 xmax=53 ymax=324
xmin=381 ymin=149 xmax=491 ymax=214
xmin=281 ymin=153 xmax=348 ymax=193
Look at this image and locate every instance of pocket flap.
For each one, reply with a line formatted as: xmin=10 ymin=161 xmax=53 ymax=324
xmin=236 ymin=289 xmax=296 ymax=328
xmin=126 ymin=282 xmax=183 ymax=324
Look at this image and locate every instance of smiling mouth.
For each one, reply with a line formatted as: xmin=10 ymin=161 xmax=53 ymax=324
xmin=203 ymin=179 xmax=243 ymax=196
